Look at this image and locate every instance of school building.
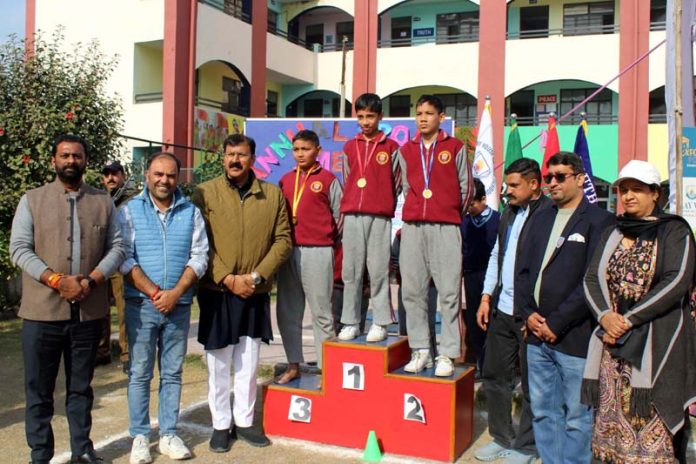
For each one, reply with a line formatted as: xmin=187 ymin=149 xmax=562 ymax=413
xmin=27 ymin=0 xmax=673 ymax=198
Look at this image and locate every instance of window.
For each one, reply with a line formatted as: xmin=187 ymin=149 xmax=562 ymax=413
xmin=436 ymin=12 xmax=479 ymax=44
xmin=650 ymin=0 xmax=666 ymax=30
xmin=391 ymin=16 xmax=412 ymax=47
xmin=222 ymin=76 xmax=242 ymax=114
xmin=436 ymin=93 xmax=477 ymax=127
xmin=563 ymin=2 xmax=615 ymax=36
xmin=267 ymin=90 xmax=279 ymax=117
xmin=336 ymin=21 xmax=354 ymax=47
xmin=389 ymin=95 xmax=411 ymax=117
xmin=305 ymin=24 xmax=324 ymax=49
xmin=559 ymin=88 xmax=613 ymax=124
xmin=519 ymin=6 xmax=549 ymax=38
xmin=223 ymin=0 xmax=243 ymax=19
xmin=331 ymin=98 xmax=352 ymax=117
xmin=268 ymin=10 xmax=278 ymax=33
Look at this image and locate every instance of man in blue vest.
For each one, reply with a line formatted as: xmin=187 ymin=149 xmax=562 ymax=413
xmin=119 ymin=152 xmax=209 ymax=464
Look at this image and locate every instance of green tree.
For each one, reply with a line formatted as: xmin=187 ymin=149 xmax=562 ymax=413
xmin=0 ymin=31 xmax=124 ymax=309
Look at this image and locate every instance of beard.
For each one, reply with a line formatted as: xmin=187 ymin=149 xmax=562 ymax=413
xmin=56 ymin=164 xmax=85 ymax=184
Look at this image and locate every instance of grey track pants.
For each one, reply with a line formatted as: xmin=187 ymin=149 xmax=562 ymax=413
xmin=276 ymin=246 xmax=334 ymax=367
xmin=399 ymin=222 xmax=462 ymax=358
xmin=340 ymin=214 xmax=393 ymax=327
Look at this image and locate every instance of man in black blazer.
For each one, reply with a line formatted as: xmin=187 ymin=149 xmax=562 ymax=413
xmin=516 ymin=152 xmax=614 ymax=464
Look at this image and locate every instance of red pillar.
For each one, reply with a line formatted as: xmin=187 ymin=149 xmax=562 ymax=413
xmin=163 ymin=0 xmax=195 ymax=176
xmin=352 ymin=0 xmax=378 ymax=110
xmin=618 ymin=1 xmax=650 ymax=166
xmin=25 ymin=0 xmax=36 ymax=54
xmin=251 ymin=0 xmax=268 ymax=117
xmin=477 ymin=0 xmax=507 ymax=182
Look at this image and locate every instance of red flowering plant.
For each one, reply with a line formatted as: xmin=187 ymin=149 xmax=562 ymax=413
xmin=0 ymin=31 xmax=124 ymax=308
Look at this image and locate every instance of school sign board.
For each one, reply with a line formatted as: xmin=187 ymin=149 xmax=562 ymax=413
xmin=244 ymin=118 xmax=455 ymax=185
xmin=682 ymin=126 xmax=696 ymax=230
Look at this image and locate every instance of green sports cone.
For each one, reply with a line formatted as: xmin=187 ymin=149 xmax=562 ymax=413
xmin=362 ymin=430 xmax=382 ymax=462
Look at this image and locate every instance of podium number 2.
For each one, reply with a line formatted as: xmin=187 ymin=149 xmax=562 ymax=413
xmin=342 ymin=363 xmax=365 ymax=390
xmin=289 ymin=395 xmax=312 ymax=423
xmin=404 ymin=394 xmax=426 ymax=423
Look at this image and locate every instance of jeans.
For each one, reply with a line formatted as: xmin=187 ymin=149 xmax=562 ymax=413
xmin=481 ymin=310 xmax=536 ymax=455
xmin=22 ymin=318 xmax=101 ymax=463
xmin=527 ymin=343 xmax=592 ymax=464
xmin=126 ymin=298 xmax=190 ymax=437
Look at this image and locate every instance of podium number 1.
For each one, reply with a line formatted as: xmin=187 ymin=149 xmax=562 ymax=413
xmin=289 ymin=395 xmax=312 ymax=423
xmin=404 ymin=394 xmax=426 ymax=423
xmin=342 ymin=363 xmax=365 ymax=390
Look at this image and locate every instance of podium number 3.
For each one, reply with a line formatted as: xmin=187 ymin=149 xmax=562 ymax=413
xmin=404 ymin=394 xmax=426 ymax=423
xmin=342 ymin=363 xmax=365 ymax=390
xmin=289 ymin=395 xmax=312 ymax=423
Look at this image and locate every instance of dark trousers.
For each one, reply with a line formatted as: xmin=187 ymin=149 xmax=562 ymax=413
xmin=463 ymin=269 xmax=487 ymax=369
xmin=22 ymin=318 xmax=101 ymax=462
xmin=481 ymin=310 xmax=536 ymax=455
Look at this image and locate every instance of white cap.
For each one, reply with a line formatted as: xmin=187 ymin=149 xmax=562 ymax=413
xmin=612 ymin=160 xmax=661 ymax=188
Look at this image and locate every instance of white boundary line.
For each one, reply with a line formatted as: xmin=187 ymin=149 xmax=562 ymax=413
xmin=50 ymin=400 xmax=209 ymax=464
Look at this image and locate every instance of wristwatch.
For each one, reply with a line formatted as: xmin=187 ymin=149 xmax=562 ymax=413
xmin=250 ymin=271 xmax=263 ymax=285
xmin=86 ymin=277 xmax=97 ymax=289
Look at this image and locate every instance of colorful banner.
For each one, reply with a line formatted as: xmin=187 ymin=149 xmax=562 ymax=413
xmin=244 ymin=118 xmax=454 ymax=185
xmin=193 ymin=106 xmax=246 ymax=168
xmin=681 ymin=127 xmax=696 ymax=230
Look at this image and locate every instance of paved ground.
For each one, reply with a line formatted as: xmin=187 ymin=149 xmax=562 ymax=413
xmin=2 ymin=301 xmax=695 ymax=463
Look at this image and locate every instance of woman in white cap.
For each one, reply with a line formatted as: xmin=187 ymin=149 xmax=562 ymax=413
xmin=582 ymin=160 xmax=696 ymax=463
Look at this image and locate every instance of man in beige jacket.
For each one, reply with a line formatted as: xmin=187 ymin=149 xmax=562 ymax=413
xmin=10 ymin=134 xmax=125 ymax=464
xmin=192 ymin=133 xmax=292 ymax=453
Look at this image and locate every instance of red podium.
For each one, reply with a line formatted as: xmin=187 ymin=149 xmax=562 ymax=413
xmin=263 ymin=335 xmax=474 ymax=462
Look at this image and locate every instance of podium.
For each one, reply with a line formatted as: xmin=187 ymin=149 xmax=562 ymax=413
xmin=263 ymin=335 xmax=474 ymax=462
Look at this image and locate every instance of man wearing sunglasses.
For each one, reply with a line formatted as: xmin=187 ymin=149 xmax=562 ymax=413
xmin=516 ymin=152 xmax=614 ymax=464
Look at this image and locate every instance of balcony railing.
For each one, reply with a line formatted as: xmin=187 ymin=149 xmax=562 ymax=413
xmin=649 ymin=113 xmax=667 ymax=123
xmin=378 ymin=31 xmax=478 ymax=48
xmin=506 ymin=23 xmax=620 ymax=40
xmin=134 ymin=92 xmax=163 ymax=103
xmin=505 ymin=114 xmax=618 ymax=126
xmin=196 ymin=96 xmax=249 ymax=116
xmin=650 ymin=21 xmax=666 ymax=31
xmin=200 ymin=0 xmax=251 ymax=23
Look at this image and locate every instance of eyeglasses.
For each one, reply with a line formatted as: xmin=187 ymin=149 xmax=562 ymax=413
xmin=543 ymin=172 xmax=578 ymax=184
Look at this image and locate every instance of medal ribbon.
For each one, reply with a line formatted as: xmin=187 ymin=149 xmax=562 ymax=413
xmin=292 ymin=164 xmax=318 ymax=221
xmin=356 ymin=136 xmax=380 ymax=180
xmin=419 ymin=138 xmax=437 ymax=192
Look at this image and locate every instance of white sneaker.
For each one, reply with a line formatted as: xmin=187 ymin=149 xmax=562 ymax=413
xmin=130 ymin=435 xmax=152 ymax=464
xmin=158 ymin=434 xmax=192 ymax=460
xmin=366 ymin=324 xmax=387 ymax=342
xmin=338 ymin=324 xmax=360 ymax=341
xmin=403 ymin=349 xmax=432 ymax=373
xmin=434 ymin=355 xmax=454 ymax=377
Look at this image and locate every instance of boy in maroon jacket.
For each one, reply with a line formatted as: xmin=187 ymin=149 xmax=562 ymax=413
xmin=275 ymin=130 xmax=343 ymax=384
xmin=398 ymin=95 xmax=473 ymax=377
xmin=337 ymin=93 xmax=400 ymax=343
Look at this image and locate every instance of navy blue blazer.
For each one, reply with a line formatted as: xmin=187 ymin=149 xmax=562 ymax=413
xmin=515 ymin=197 xmax=615 ymax=357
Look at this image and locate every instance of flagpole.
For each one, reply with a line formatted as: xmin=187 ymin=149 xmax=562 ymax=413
xmin=675 ymin=0 xmax=684 ymax=215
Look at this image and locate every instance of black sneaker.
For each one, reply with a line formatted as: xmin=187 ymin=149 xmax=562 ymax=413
xmin=236 ymin=426 xmax=270 ymax=447
xmin=209 ymin=428 xmax=231 ymax=453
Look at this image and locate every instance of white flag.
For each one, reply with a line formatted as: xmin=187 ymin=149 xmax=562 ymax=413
xmin=472 ymin=98 xmax=497 ymax=210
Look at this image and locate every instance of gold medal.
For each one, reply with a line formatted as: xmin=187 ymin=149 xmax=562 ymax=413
xmin=357 ymin=177 xmax=367 ymax=188
xmin=422 ymin=189 xmax=433 ymax=199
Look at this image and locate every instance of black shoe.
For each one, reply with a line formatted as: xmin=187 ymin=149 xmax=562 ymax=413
xmin=235 ymin=426 xmax=270 ymax=447
xmin=69 ymin=449 xmax=104 ymax=463
xmin=209 ymin=428 xmax=232 ymax=453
